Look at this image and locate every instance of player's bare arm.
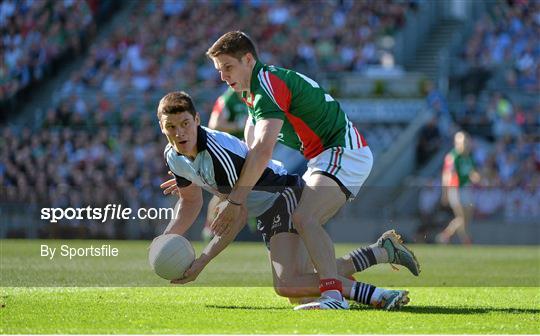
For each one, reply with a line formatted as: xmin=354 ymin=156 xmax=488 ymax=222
xmin=244 ymin=118 xmax=255 ymax=148
xmin=211 ymin=118 xmax=283 ymax=235
xmin=163 ymin=183 xmax=203 ymax=236
xmin=208 ymin=108 xmax=243 ymax=134
xmin=172 ymin=203 xmax=248 ymax=284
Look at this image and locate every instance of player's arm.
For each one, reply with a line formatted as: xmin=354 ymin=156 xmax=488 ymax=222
xmin=163 ymin=183 xmax=203 ymax=235
xmin=244 ymin=118 xmax=255 ymax=148
xmin=469 ymin=170 xmax=481 ymax=184
xmin=208 ymin=108 xmax=242 ymax=134
xmin=469 ymin=159 xmax=481 ymax=184
xmin=200 ymin=204 xmax=247 ymax=263
xmin=229 ymin=118 xmax=282 ymax=204
xmin=441 ymin=155 xmax=453 ymax=204
xmin=172 ymin=204 xmax=247 ymax=284
xmin=211 ymin=118 xmax=282 ymax=235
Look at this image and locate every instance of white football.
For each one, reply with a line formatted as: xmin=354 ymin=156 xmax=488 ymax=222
xmin=148 ymin=234 xmax=195 ymax=280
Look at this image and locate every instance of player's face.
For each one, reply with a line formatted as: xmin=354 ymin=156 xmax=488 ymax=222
xmin=160 ymin=112 xmax=200 ymax=158
xmin=454 ymin=133 xmax=470 ymax=154
xmin=212 ymin=53 xmax=255 ymax=92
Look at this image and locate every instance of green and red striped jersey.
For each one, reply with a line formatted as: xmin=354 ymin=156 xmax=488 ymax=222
xmin=443 ymin=149 xmax=475 ymax=187
xmin=242 ymin=61 xmax=366 ymax=159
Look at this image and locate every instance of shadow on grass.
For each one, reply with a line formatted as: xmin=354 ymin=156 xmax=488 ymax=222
xmin=206 ymin=304 xmax=290 ymax=310
xmin=207 ymin=304 xmax=539 ymax=314
xmin=345 ymin=304 xmax=540 ymax=314
xmin=399 ymin=306 xmax=540 ymax=314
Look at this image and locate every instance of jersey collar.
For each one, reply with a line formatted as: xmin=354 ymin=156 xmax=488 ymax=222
xmin=196 ymin=126 xmax=208 ymax=152
xmin=243 ymin=61 xmax=264 ymax=104
xmin=249 ymin=60 xmax=264 ymax=93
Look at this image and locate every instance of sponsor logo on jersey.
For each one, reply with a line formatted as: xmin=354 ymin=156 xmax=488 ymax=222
xmin=271 ymin=214 xmax=281 ymax=230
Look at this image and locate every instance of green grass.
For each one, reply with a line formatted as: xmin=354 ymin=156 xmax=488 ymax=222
xmin=1 ymin=239 xmax=539 ymax=334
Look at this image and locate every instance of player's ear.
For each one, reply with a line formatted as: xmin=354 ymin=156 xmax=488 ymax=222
xmin=158 ymin=118 xmax=166 ymax=134
xmin=195 ymin=113 xmax=200 ymax=126
xmin=244 ymin=52 xmax=255 ymax=66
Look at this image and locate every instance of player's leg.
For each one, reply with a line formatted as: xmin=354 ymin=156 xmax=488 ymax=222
xmin=291 ymin=171 xmax=345 ymax=279
xmin=291 ymin=146 xmax=373 ymax=305
xmin=290 ymin=172 xmax=354 ymax=308
xmin=258 ymin=183 xmax=346 ymax=309
xmin=437 ymin=187 xmax=465 ymax=243
xmin=269 ymin=232 xmax=410 ymax=310
xmin=339 ymin=229 xmax=421 ymax=276
xmin=456 ymin=188 xmax=474 ymax=244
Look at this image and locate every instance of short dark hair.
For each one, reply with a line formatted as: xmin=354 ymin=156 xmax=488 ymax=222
xmin=206 ymin=31 xmax=258 ymax=61
xmin=157 ymin=91 xmax=197 ymax=120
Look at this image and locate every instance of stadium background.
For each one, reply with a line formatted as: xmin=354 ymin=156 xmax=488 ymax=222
xmin=1 ymin=0 xmax=538 ymax=245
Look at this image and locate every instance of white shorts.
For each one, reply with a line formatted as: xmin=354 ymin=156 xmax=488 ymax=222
xmin=302 ymin=146 xmax=373 ymax=201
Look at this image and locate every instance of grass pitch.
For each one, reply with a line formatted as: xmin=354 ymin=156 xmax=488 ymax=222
xmin=1 ymin=239 xmax=539 ymax=334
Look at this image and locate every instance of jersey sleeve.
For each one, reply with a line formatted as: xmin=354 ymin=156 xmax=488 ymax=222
xmin=173 ymin=172 xmax=192 ymax=188
xmin=253 ymin=70 xmax=294 ymax=121
xmin=164 ymin=145 xmax=192 ymax=188
xmin=166 ymin=162 xmax=192 ymax=188
xmin=443 ymin=154 xmax=455 ymax=173
xmin=251 ymin=92 xmax=285 ymax=121
xmin=211 ymin=96 xmax=226 ymax=116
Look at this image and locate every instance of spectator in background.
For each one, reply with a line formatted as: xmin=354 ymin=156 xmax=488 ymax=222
xmin=424 ymin=80 xmax=453 ymax=139
xmin=456 ymin=94 xmax=480 ymax=128
xmin=416 ymin=114 xmax=442 ymax=166
xmin=437 ymin=131 xmax=480 ymax=245
xmin=456 ymin=94 xmax=492 ymax=138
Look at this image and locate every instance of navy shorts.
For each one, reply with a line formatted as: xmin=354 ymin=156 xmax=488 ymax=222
xmin=256 ymin=178 xmax=304 ymax=248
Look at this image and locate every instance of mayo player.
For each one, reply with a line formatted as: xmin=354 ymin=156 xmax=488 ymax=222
xmin=157 ymin=91 xmax=419 ymax=310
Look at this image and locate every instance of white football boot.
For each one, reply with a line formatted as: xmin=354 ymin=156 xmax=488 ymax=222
xmin=293 ymin=294 xmax=349 ymax=310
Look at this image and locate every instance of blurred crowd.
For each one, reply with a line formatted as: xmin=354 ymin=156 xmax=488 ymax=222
xmin=1 ymin=0 xmax=119 ymax=115
xmin=2 ymin=0 xmax=89 ymax=101
xmin=459 ymin=0 xmax=539 ymax=94
xmin=47 ymin=0 xmax=412 ymax=123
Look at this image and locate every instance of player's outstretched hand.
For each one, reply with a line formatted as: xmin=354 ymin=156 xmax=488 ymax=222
xmin=210 ymin=200 xmax=241 ymax=236
xmin=170 ymin=257 xmax=207 ymax=284
xmin=160 ymin=171 xmax=179 ymax=196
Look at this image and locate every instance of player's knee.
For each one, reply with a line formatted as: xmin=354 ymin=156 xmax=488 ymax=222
xmin=273 ymin=283 xmax=297 ymax=298
xmin=291 ymin=210 xmax=315 ymax=233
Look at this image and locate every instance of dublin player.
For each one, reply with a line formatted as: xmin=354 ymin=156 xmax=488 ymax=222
xmin=157 ymin=91 xmax=419 ymax=310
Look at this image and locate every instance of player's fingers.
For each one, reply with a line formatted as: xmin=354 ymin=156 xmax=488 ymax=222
xmin=164 ymin=185 xmax=177 ymax=195
xmin=183 ymin=268 xmax=193 ymax=278
xmin=160 ymin=179 xmax=176 ymax=189
xmin=210 ymin=214 xmax=221 ymax=232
